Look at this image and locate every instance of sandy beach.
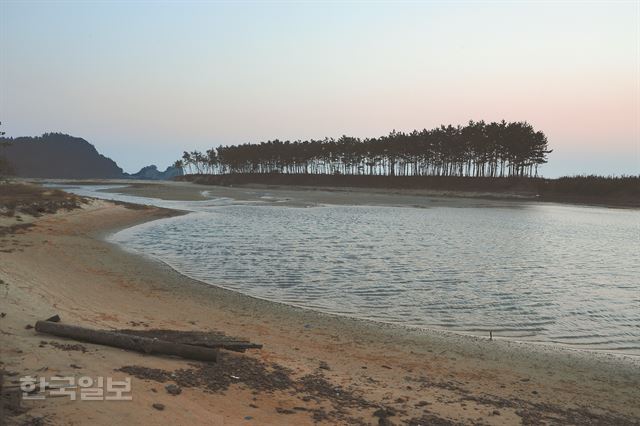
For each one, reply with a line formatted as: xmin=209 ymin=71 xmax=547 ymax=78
xmin=1 ymin=182 xmax=639 ymax=425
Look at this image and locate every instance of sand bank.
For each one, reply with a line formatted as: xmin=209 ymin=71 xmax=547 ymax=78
xmin=46 ymin=178 xmax=549 ymax=208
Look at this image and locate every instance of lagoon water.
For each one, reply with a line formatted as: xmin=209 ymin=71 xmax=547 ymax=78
xmin=58 ymin=185 xmax=640 ymax=355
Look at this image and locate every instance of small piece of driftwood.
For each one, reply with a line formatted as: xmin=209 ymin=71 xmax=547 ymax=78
xmin=35 ymin=321 xmax=218 ymax=362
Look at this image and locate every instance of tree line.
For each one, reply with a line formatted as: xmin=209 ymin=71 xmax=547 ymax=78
xmin=176 ymin=120 xmax=551 ymax=178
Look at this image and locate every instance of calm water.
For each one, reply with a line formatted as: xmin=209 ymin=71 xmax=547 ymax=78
xmin=58 ymin=185 xmax=640 ymax=355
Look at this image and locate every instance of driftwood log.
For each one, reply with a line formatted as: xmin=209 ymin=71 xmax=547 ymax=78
xmin=35 ymin=321 xmax=218 ymax=362
xmin=116 ymin=329 xmax=263 ymax=353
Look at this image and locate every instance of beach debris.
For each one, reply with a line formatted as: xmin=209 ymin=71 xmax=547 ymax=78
xmin=34 ymin=320 xmax=218 ymax=362
xmin=490 ymin=330 xmax=493 ymax=341
xmin=381 ymin=365 xmax=392 ymax=370
xmin=165 ymin=384 xmax=182 ymax=395
xmin=119 ymin=357 xmax=392 ymax=425
xmin=116 ymin=329 xmax=263 ymax=353
xmin=24 ymin=324 xmax=33 ymax=330
xmin=39 ymin=340 xmax=88 ymax=353
xmin=119 ymin=353 xmax=294 ymax=394
xmin=69 ymin=364 xmax=82 ymax=369
xmin=45 ymin=314 xmax=61 ymax=323
xmin=319 ymin=361 xmax=330 ymax=370
xmin=373 ymin=406 xmax=396 ymax=426
xmin=152 ymin=403 xmax=165 ymax=411
xmin=0 ymin=312 xmax=6 ymax=318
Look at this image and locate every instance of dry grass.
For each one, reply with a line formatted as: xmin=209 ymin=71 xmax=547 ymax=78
xmin=0 ymin=182 xmax=86 ymax=218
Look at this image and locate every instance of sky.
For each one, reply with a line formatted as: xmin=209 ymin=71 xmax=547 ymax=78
xmin=0 ymin=1 xmax=638 ymax=177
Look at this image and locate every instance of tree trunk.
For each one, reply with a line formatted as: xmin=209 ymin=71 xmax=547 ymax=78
xmin=35 ymin=321 xmax=218 ymax=362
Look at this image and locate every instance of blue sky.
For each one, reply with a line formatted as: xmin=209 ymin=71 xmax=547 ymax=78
xmin=1 ymin=1 xmax=638 ymax=176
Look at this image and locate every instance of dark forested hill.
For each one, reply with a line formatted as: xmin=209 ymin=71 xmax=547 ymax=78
xmin=0 ymin=133 xmax=124 ymax=179
xmin=128 ymin=164 xmax=183 ymax=180
xmin=0 ymin=133 xmax=182 ymax=180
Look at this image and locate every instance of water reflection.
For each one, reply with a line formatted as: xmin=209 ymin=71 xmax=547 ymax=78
xmin=54 ymin=184 xmax=640 ymax=355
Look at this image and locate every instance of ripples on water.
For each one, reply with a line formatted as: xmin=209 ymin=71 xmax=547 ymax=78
xmin=59 ymin=185 xmax=640 ymax=355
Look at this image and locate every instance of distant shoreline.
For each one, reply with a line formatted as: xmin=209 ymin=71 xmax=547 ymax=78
xmin=176 ymin=173 xmax=640 ymax=208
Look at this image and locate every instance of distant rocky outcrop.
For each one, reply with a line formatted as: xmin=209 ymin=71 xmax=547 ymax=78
xmin=0 ymin=133 xmax=180 ymax=180
xmin=126 ymin=164 xmax=183 ymax=180
xmin=0 ymin=133 xmax=124 ymax=179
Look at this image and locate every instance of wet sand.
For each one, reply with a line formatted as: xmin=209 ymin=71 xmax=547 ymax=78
xmin=1 ymin=184 xmax=639 ymax=425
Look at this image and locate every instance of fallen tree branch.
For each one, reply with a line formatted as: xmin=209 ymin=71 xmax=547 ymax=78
xmin=116 ymin=329 xmax=263 ymax=352
xmin=35 ymin=321 xmax=218 ymax=362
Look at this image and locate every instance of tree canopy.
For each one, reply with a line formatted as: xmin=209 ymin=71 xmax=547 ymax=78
xmin=177 ymin=120 xmax=551 ymax=178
